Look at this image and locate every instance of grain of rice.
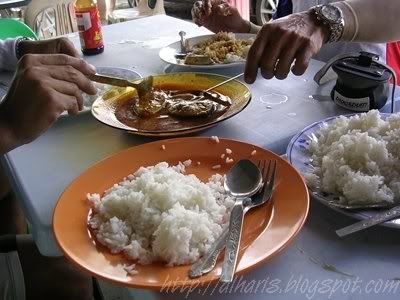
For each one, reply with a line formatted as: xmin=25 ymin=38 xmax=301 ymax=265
xmin=225 ymin=148 xmax=232 ymax=154
xmin=161 ymin=145 xmax=166 ymax=150
xmin=123 ymin=264 xmax=138 ymax=276
xmin=212 ymin=164 xmax=221 ymax=170
xmin=183 ymin=159 xmax=192 ymax=167
xmin=226 ymin=158 xmax=234 ymax=164
xmin=210 ymin=136 xmax=220 ymax=143
xmin=251 ymin=150 xmax=257 ymax=156
xmin=221 ymin=154 xmax=225 ymax=159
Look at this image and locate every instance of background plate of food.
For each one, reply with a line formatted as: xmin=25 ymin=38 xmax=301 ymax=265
xmin=287 ymin=110 xmax=400 ymax=228
xmin=159 ymin=32 xmax=255 ymax=69
xmin=91 ymin=72 xmax=251 ymax=136
xmin=53 ymin=137 xmax=309 ymax=289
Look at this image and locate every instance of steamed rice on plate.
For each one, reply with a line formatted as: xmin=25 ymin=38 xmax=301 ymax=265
xmin=87 ymin=161 xmax=234 ymax=270
xmin=305 ymin=110 xmax=400 ymax=206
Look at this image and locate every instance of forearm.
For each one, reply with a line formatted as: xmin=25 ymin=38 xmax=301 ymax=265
xmin=336 ymin=0 xmax=400 ymax=43
xmin=0 ymin=121 xmax=16 ymax=155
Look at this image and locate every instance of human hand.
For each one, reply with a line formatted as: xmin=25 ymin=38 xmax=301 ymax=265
xmin=191 ymin=0 xmax=250 ymax=33
xmin=0 ymin=54 xmax=96 ymax=152
xmin=244 ymin=11 xmax=330 ymax=83
xmin=18 ymin=37 xmax=80 ymax=58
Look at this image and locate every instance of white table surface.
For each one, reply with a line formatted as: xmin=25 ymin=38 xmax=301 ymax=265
xmin=1 ymin=15 xmax=400 ymax=300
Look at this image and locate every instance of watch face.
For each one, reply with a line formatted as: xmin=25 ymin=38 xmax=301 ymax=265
xmin=321 ymin=5 xmax=341 ymax=22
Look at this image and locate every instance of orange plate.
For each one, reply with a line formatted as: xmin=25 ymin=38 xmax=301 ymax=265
xmin=53 ymin=137 xmax=309 ymax=290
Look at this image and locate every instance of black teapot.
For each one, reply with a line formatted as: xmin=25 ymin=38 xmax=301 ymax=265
xmin=314 ymin=51 xmax=396 ymax=112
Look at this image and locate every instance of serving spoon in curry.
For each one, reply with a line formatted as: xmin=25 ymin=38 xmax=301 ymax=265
xmin=88 ymin=72 xmax=244 ymax=107
xmin=88 ymin=73 xmax=154 ymax=100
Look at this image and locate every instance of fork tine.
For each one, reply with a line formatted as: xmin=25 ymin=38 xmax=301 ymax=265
xmin=264 ymin=160 xmax=277 ymax=199
xmin=264 ymin=160 xmax=271 ymax=183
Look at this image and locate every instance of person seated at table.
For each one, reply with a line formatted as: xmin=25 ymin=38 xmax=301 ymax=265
xmin=0 ymin=37 xmax=96 ymax=300
xmin=192 ymin=0 xmax=386 ymax=63
xmin=192 ymin=0 xmax=396 ymax=83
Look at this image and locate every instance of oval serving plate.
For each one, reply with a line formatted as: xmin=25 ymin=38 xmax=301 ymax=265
xmin=91 ymin=72 xmax=251 ymax=137
xmin=53 ymin=137 xmax=309 ymax=289
xmin=286 ymin=113 xmax=400 ymax=228
xmin=159 ymin=33 xmax=256 ymax=69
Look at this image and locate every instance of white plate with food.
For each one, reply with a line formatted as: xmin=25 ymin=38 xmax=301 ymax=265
xmin=287 ymin=110 xmax=400 ymax=228
xmin=159 ymin=32 xmax=255 ymax=69
xmin=61 ymin=67 xmax=142 ymax=116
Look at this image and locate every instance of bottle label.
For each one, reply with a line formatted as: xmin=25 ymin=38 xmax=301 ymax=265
xmin=333 ymin=90 xmax=370 ymax=111
xmin=76 ymin=7 xmax=103 ymax=50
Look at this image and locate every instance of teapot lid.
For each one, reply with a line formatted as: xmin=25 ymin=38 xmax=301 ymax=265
xmin=332 ymin=52 xmax=391 ymax=82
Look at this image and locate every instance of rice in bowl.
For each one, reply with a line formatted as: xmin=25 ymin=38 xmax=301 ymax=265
xmin=87 ymin=162 xmax=234 ymax=267
xmin=305 ymin=110 xmax=400 ymax=206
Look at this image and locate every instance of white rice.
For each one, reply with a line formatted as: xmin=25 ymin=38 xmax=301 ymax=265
xmin=305 ymin=110 xmax=400 ymax=206
xmin=87 ymin=162 xmax=234 ymax=266
xmin=226 ymin=157 xmax=234 ymax=164
xmin=210 ymin=136 xmax=220 ymax=143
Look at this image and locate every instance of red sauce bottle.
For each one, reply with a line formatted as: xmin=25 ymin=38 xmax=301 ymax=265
xmin=75 ymin=0 xmax=104 ymax=55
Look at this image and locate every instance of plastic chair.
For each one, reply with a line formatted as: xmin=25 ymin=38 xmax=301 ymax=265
xmin=24 ymin=0 xmax=77 ymax=39
xmin=108 ymin=0 xmax=165 ymax=24
xmin=0 ymin=18 xmax=38 ymax=40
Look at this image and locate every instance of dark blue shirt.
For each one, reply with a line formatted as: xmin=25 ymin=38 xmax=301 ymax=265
xmin=273 ymin=0 xmax=293 ymax=19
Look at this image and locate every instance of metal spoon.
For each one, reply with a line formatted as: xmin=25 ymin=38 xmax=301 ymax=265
xmin=189 ymin=159 xmax=262 ymax=279
xmin=88 ymin=73 xmax=153 ymax=100
xmin=336 ymin=204 xmax=400 ymax=237
xmin=175 ymin=31 xmax=189 ymax=59
xmin=221 ymin=159 xmax=276 ymax=283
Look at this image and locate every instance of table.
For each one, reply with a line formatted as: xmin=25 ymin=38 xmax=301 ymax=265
xmin=0 ymin=0 xmax=30 ymax=9
xmin=2 ymin=15 xmax=400 ymax=300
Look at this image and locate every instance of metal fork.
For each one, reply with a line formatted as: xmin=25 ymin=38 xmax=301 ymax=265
xmin=189 ymin=159 xmax=277 ymax=279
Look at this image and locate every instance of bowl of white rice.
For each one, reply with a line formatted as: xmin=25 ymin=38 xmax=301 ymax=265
xmin=288 ymin=110 xmax=400 ymax=211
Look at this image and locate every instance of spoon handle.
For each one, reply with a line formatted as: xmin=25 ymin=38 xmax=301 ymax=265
xmin=189 ymin=226 xmax=228 ymax=278
xmin=221 ymin=199 xmax=246 ymax=283
xmin=336 ymin=205 xmax=400 ymax=237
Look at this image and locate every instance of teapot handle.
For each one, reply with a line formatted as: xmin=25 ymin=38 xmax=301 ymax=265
xmin=313 ymin=53 xmax=358 ymax=84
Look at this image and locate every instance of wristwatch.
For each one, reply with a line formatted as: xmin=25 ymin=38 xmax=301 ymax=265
xmin=311 ymin=4 xmax=345 ymax=43
xmin=15 ymin=37 xmax=33 ymax=60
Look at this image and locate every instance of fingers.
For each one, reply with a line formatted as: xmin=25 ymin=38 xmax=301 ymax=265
xmin=292 ymin=47 xmax=314 ymax=76
xmin=273 ymin=39 xmax=302 ymax=79
xmin=55 ymin=37 xmax=80 ymax=58
xmin=38 ymin=54 xmax=96 ymax=75
xmin=258 ymin=33 xmax=288 ymax=80
xmin=191 ymin=1 xmax=203 ymax=23
xmin=244 ymin=28 xmax=269 ymax=83
xmin=216 ymin=1 xmax=231 ymax=16
xmin=51 ymin=79 xmax=84 ymax=111
xmin=204 ymin=0 xmax=212 ymax=15
xmin=51 ymin=90 xmax=80 ymax=115
xmin=49 ymin=65 xmax=97 ymax=95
